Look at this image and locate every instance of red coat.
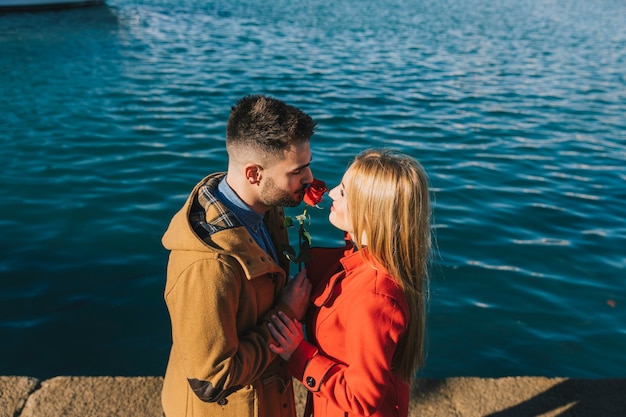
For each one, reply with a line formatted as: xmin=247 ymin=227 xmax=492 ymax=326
xmin=287 ymin=243 xmax=410 ymax=417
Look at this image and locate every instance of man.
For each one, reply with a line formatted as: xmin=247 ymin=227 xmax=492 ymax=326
xmin=161 ymin=95 xmax=315 ymax=417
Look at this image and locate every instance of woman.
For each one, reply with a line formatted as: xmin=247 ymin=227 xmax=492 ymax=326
xmin=268 ymin=149 xmax=431 ymax=417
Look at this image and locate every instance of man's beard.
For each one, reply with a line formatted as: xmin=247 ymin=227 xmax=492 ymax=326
xmin=260 ymin=177 xmax=305 ymax=208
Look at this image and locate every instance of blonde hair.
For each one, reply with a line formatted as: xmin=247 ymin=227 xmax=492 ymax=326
xmin=346 ymin=149 xmax=431 ymax=381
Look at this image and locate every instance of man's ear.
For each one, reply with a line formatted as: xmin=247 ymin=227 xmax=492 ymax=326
xmin=244 ymin=164 xmax=263 ymax=185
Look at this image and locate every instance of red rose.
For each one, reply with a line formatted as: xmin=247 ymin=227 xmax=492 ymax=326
xmin=303 ymin=179 xmax=327 ymax=206
xmin=284 ymin=178 xmax=327 ymax=270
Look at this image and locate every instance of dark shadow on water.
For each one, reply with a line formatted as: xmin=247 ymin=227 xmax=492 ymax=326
xmin=486 ymin=379 xmax=626 ymax=417
xmin=0 ymin=0 xmax=105 ymax=14
xmin=0 ymin=1 xmax=121 ymax=64
xmin=0 ymin=1 xmax=119 ymax=28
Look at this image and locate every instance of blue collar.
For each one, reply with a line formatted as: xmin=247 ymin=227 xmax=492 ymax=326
xmin=216 ymin=176 xmax=265 ymax=233
xmin=215 ymin=176 xmax=278 ymax=262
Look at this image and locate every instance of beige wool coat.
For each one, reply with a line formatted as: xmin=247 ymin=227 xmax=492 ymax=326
xmin=161 ymin=173 xmax=298 ymax=417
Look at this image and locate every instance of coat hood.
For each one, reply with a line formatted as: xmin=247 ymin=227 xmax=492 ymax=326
xmin=162 ymin=172 xmax=289 ymax=280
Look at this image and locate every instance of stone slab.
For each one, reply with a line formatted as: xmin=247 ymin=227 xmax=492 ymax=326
xmin=2 ymin=376 xmax=625 ymax=417
xmin=408 ymin=377 xmax=626 ymax=416
xmin=19 ymin=376 xmax=163 ymax=417
xmin=0 ymin=376 xmax=40 ymax=417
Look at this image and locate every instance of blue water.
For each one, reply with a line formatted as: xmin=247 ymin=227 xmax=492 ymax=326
xmin=1 ymin=0 xmax=625 ymax=380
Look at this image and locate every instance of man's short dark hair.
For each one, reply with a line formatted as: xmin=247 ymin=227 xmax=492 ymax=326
xmin=226 ymin=95 xmax=316 ymax=158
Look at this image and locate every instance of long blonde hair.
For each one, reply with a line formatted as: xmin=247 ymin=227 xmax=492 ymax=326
xmin=346 ymin=149 xmax=431 ymax=381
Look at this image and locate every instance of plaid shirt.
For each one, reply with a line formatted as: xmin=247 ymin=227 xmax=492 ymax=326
xmin=189 ymin=173 xmax=278 ymax=262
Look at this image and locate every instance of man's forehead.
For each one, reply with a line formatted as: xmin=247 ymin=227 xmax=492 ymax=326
xmin=281 ymin=142 xmax=311 ymax=167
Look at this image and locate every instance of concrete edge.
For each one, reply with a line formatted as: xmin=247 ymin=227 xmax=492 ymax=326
xmin=1 ymin=376 xmax=625 ymax=417
xmin=0 ymin=376 xmax=40 ymax=417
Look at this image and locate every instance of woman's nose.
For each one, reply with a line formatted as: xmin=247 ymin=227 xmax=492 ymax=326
xmin=328 ymin=185 xmax=338 ymax=200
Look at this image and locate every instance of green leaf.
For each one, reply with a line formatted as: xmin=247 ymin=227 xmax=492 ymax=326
xmin=284 ymin=217 xmax=294 ymax=228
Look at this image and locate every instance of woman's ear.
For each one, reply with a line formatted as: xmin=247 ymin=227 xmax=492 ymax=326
xmin=244 ymin=164 xmax=263 ymax=185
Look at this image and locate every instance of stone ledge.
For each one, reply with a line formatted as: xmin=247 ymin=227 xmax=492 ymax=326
xmin=1 ymin=376 xmax=625 ymax=417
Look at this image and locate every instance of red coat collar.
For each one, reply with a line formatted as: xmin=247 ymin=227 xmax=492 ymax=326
xmin=312 ymin=248 xmax=379 ymax=307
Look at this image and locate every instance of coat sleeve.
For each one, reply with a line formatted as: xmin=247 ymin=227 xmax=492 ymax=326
xmin=165 ymin=256 xmax=292 ymax=403
xmin=287 ymin=292 xmax=407 ymax=415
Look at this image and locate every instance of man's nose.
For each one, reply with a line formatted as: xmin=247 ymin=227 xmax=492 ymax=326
xmin=302 ymin=167 xmax=314 ymax=184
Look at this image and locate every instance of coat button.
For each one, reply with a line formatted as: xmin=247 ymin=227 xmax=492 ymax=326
xmin=217 ymin=398 xmax=228 ymax=406
xmin=306 ymin=376 xmax=316 ymax=387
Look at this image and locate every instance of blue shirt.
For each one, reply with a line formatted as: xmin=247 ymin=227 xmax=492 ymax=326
xmin=215 ymin=176 xmax=279 ymax=263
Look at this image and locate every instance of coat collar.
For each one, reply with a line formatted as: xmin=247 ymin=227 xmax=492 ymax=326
xmin=184 ymin=173 xmax=289 ymax=280
xmin=312 ymin=248 xmax=371 ymax=307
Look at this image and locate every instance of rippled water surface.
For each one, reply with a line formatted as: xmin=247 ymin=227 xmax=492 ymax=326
xmin=1 ymin=0 xmax=625 ymax=379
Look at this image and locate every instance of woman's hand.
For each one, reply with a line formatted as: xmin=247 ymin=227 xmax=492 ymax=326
xmin=268 ymin=311 xmax=304 ymax=361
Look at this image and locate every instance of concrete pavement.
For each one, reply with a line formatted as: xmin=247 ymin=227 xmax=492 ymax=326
xmin=1 ymin=375 xmax=625 ymax=417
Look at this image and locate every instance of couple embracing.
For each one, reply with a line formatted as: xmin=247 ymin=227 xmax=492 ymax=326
xmin=161 ymin=95 xmax=431 ymax=417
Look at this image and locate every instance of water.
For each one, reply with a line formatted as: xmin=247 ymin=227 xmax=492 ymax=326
xmin=1 ymin=0 xmax=625 ymax=379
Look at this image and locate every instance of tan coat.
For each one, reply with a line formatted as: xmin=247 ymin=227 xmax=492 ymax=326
xmin=161 ymin=173 xmax=297 ymax=417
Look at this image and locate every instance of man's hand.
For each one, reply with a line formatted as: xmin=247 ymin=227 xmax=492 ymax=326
xmin=280 ymin=268 xmax=311 ymax=320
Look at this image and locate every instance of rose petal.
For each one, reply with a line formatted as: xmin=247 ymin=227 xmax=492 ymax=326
xmin=303 ymin=178 xmax=327 ymax=206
